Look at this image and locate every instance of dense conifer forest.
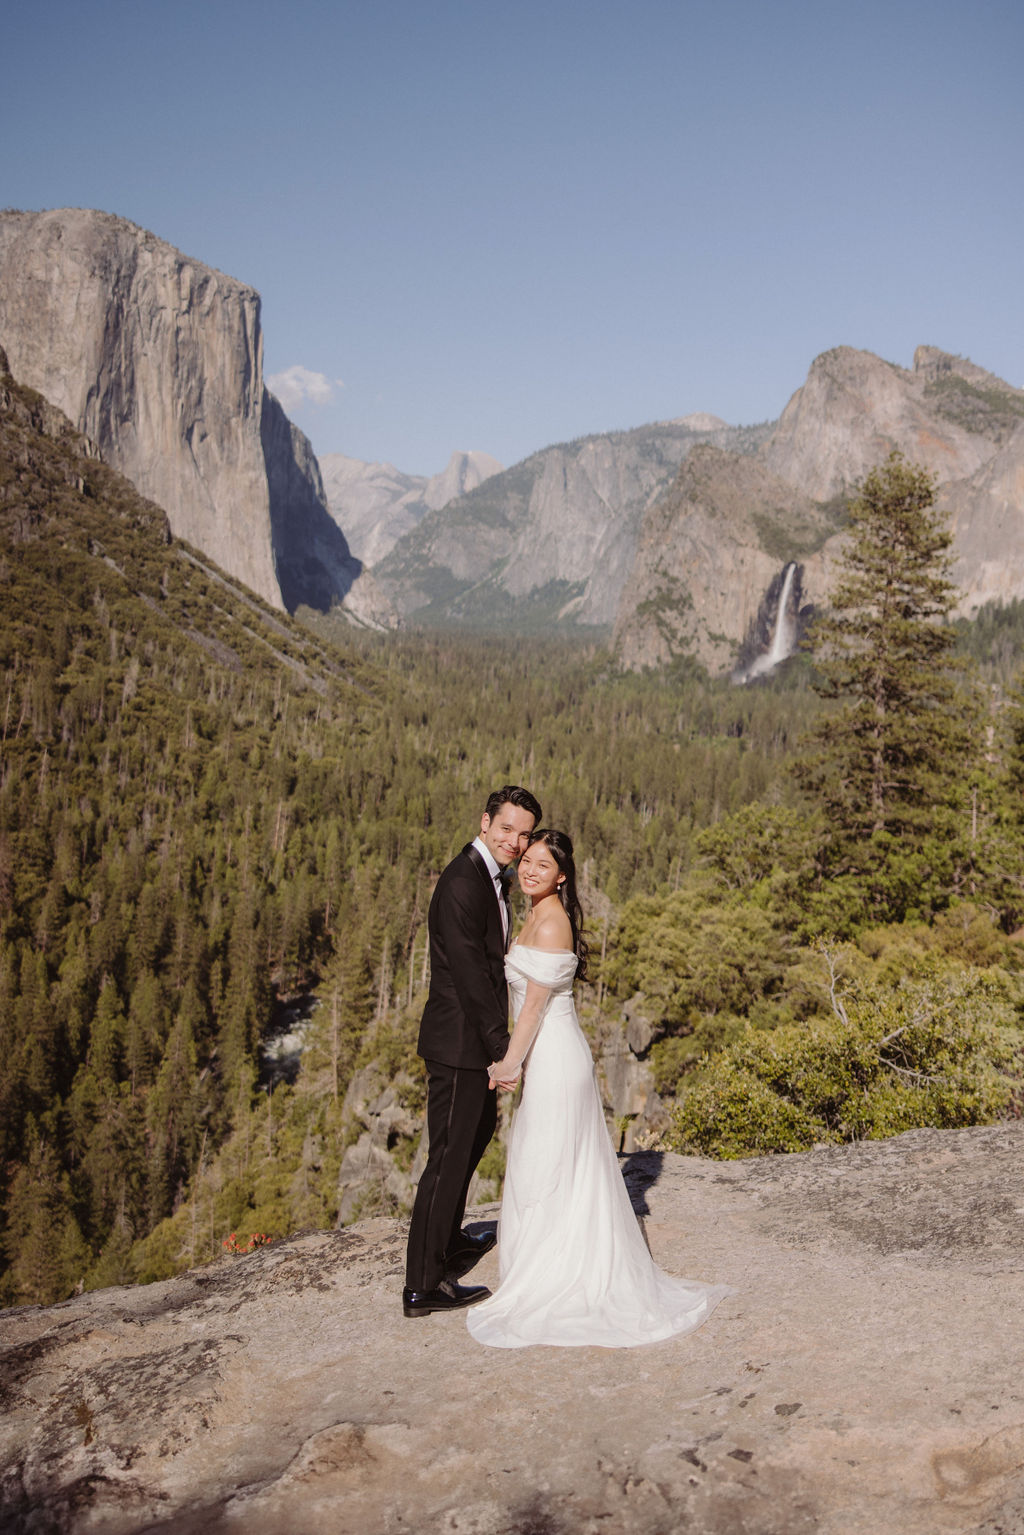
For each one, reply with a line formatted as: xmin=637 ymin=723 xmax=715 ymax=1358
xmin=2 ymin=363 xmax=1022 ymax=1306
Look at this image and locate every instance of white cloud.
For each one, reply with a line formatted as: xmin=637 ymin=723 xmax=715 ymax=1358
xmin=266 ymin=365 xmax=340 ymax=412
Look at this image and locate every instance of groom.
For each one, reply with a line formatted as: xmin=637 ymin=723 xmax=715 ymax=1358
xmin=403 ymin=784 xmax=542 ymax=1317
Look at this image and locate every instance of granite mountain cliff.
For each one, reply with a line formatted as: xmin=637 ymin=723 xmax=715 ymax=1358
xmin=2 ymin=209 xmax=1022 ymax=671
xmin=318 ymin=448 xmax=503 ymax=566
xmin=614 ymin=345 xmax=1024 ymax=672
xmin=372 ymin=343 xmax=1024 ymax=672
xmin=0 ymin=208 xmax=391 ymax=628
xmin=371 ymin=415 xmax=772 ymax=634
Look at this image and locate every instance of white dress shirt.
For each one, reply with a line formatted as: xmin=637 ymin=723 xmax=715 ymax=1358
xmin=472 ymin=835 xmax=509 ymax=943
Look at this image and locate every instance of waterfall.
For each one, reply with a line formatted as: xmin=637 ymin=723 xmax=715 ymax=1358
xmin=766 ymin=560 xmax=797 ymax=667
xmin=742 ymin=562 xmax=798 ymax=680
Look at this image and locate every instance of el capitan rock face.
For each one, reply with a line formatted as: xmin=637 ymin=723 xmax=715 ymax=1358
xmin=0 ymin=209 xmax=281 ymax=607
xmin=2 ymin=1124 xmax=1022 ymax=1534
xmin=0 ymin=208 xmax=388 ymax=625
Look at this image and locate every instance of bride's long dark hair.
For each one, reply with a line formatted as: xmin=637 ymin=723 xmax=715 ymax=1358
xmin=527 ymin=828 xmax=589 ymax=981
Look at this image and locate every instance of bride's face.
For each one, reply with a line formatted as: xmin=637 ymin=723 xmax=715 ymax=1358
xmin=517 ymin=842 xmax=565 ymax=901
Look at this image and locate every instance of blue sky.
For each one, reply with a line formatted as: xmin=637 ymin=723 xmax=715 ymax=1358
xmin=4 ymin=0 xmax=1022 ymax=474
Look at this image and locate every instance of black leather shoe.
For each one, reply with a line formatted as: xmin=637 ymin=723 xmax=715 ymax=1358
xmin=445 ymin=1228 xmax=497 ymax=1276
xmin=402 ymin=1279 xmax=491 ymax=1317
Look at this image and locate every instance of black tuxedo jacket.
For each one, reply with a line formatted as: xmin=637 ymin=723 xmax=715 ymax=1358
xmin=416 ymin=843 xmax=510 ymax=1069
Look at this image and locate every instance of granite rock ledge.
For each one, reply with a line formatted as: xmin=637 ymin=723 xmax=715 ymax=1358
xmin=1 ymin=1124 xmax=1022 ymax=1534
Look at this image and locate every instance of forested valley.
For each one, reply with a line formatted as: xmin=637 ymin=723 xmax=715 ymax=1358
xmin=2 ymin=366 xmax=1023 ymax=1307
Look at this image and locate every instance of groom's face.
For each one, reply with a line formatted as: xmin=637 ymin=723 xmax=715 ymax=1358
xmin=480 ymin=803 xmax=536 ymax=868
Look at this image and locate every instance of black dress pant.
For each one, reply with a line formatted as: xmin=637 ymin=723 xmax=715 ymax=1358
xmin=405 ymin=1059 xmax=497 ymax=1292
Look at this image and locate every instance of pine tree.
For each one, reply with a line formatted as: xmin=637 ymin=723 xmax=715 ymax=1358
xmin=795 ymin=452 xmax=974 ymax=923
xmin=970 ymin=680 xmax=1024 ymax=929
xmin=146 ymin=994 xmax=201 ymax=1222
xmin=2 ymin=1136 xmax=89 ymax=1306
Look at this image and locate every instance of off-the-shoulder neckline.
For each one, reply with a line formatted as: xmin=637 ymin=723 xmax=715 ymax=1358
xmin=509 ymin=943 xmax=576 ymax=956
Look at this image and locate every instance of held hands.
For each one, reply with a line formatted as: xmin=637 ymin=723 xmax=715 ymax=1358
xmin=488 ymin=1057 xmax=522 ymax=1092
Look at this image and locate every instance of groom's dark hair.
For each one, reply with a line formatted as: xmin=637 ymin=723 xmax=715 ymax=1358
xmin=485 ymin=784 xmax=542 ymax=824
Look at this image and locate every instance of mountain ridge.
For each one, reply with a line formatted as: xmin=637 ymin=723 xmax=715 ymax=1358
xmin=319 ymin=448 xmax=503 ymax=566
xmin=4 ymin=209 xmax=1023 ymax=671
xmin=0 ymin=207 xmax=391 ymax=628
xmin=372 ymin=417 xmax=773 ymax=631
xmin=367 ymin=338 xmax=1024 ymax=671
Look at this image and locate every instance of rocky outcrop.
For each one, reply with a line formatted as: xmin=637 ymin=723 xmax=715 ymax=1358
xmin=593 ymin=994 xmax=667 ymax=1151
xmin=614 ymin=346 xmax=1024 ymax=673
xmin=259 ymin=391 xmax=392 ymax=626
xmin=759 ymin=345 xmax=1009 ymax=501
xmin=2 ymin=1122 xmax=1022 ymax=1534
xmin=331 ymin=1004 xmax=667 ymax=1221
xmin=319 ymin=449 xmax=503 ymax=566
xmin=0 ymin=208 xmax=391 ymax=626
xmin=942 ymin=423 xmax=1024 ymax=616
xmin=374 ymin=419 xmax=771 ymax=629
xmin=336 ymin=1064 xmax=424 ymax=1224
xmin=613 ymin=446 xmax=839 ymax=672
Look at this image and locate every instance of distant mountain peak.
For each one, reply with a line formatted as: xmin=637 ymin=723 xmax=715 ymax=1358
xmin=913 ymin=345 xmax=1024 ymax=398
xmin=423 ymin=450 xmax=504 ymax=511
xmin=319 ymin=448 xmax=502 ymax=566
xmin=667 ymin=411 xmax=730 ymax=432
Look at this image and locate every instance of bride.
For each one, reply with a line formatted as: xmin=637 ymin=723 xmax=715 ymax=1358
xmin=467 ymin=829 xmax=732 ymax=1350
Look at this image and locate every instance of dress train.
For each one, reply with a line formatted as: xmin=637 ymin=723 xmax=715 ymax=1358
xmin=467 ymin=946 xmax=732 ymax=1349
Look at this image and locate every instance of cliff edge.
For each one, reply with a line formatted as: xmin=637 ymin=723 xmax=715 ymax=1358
xmin=2 ymin=1124 xmax=1022 ymax=1534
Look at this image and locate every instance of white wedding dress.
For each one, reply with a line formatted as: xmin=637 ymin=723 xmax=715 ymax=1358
xmin=467 ymin=946 xmax=731 ymax=1349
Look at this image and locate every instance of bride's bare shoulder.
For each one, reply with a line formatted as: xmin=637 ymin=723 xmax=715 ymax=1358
xmin=524 ymin=906 xmax=574 ymax=952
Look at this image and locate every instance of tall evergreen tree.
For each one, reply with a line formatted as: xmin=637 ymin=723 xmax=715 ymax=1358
xmin=969 ymin=680 xmax=1024 ymax=929
xmin=795 ymin=452 xmax=974 ymax=923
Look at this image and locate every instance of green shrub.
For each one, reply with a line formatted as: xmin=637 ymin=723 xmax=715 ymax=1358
xmin=650 ymin=1015 xmax=745 ymax=1095
xmin=669 ymin=1061 xmax=823 ymax=1157
xmin=666 ymin=966 xmax=1019 ymax=1158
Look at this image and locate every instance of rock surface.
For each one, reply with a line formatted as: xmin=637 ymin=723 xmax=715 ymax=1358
xmin=942 ymin=423 xmax=1024 ymax=616
xmin=614 ymin=346 xmax=1024 ymax=672
xmin=319 ymin=450 xmax=503 ymax=566
xmin=0 ymin=209 xmax=280 ymax=607
xmin=0 ymin=208 xmax=388 ymax=626
xmin=3 ymin=1123 xmax=1022 ymax=1534
xmin=613 ymin=445 xmax=839 ymax=673
xmin=373 ymin=419 xmax=772 ymax=631
xmin=759 ymin=345 xmax=1004 ymax=502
